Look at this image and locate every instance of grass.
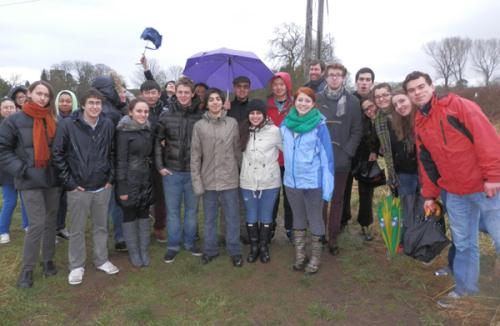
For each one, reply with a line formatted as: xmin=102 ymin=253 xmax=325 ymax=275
xmin=0 ymin=189 xmax=498 ymax=325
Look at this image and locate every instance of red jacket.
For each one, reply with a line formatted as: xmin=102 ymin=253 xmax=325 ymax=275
xmin=415 ymin=93 xmax=500 ymax=199
xmin=267 ymin=72 xmax=294 ymax=166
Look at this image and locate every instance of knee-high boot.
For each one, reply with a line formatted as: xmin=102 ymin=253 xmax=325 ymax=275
xmin=259 ymin=223 xmax=271 ymax=263
xmin=292 ymin=229 xmax=307 ymax=271
xmin=305 ymin=234 xmax=323 ymax=275
xmin=138 ymin=218 xmax=151 ymax=267
xmin=122 ymin=220 xmax=142 ymax=267
xmin=246 ymin=223 xmax=260 ymax=263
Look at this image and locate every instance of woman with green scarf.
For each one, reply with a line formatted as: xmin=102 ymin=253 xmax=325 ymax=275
xmin=281 ymin=87 xmax=334 ymax=275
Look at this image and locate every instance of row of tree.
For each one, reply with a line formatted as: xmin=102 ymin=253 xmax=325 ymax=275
xmin=424 ymin=37 xmax=500 ymax=87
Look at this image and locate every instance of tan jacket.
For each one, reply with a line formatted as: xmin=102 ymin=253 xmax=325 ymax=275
xmin=190 ymin=111 xmax=241 ymax=195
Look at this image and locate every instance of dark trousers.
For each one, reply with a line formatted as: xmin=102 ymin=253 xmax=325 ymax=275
xmin=323 ymin=172 xmax=349 ymax=245
xmin=357 ymin=180 xmax=375 ymax=227
xmin=341 ymin=172 xmax=353 ymax=227
xmin=152 ymin=167 xmax=166 ymax=230
xmin=272 ymin=166 xmax=293 ymax=230
xmin=56 ymin=191 xmax=67 ymax=230
xmin=122 ymin=205 xmax=150 ymax=223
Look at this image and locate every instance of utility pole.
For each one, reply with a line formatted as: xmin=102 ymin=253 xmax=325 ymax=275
xmin=316 ymin=0 xmax=325 ymax=60
xmin=304 ymin=0 xmax=313 ymax=79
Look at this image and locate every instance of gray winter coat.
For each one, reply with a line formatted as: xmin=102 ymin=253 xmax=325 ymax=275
xmin=190 ymin=111 xmax=241 ymax=195
xmin=316 ymin=89 xmax=363 ymax=172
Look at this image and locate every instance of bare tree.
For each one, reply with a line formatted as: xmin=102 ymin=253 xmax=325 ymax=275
xmin=471 ymin=38 xmax=500 ymax=86
xmin=131 ymin=57 xmax=168 ymax=87
xmin=268 ymin=22 xmax=304 ymax=71
xmin=424 ymin=39 xmax=455 ymax=88
xmin=166 ymin=65 xmax=183 ymax=82
xmin=449 ymin=37 xmax=472 ymax=87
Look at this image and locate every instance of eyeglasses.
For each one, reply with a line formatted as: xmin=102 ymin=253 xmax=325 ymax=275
xmin=327 ymin=73 xmax=344 ymax=79
xmin=362 ymin=104 xmax=377 ymax=112
xmin=374 ymin=93 xmax=391 ymax=100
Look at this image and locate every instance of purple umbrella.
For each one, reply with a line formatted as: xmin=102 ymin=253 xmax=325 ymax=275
xmin=183 ymin=48 xmax=274 ymax=92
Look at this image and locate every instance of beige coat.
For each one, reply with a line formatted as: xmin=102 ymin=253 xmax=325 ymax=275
xmin=240 ymin=121 xmax=282 ymax=191
xmin=190 ymin=111 xmax=241 ymax=195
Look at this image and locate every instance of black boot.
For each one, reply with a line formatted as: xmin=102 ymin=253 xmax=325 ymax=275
xmin=17 ymin=270 xmax=33 ymax=288
xmin=259 ymin=223 xmax=271 ymax=263
xmin=246 ymin=223 xmax=260 ymax=263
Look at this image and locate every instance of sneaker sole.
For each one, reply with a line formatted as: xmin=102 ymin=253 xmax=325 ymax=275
xmin=69 ymin=279 xmax=83 ymax=285
xmin=190 ymin=252 xmax=203 ymax=257
xmin=96 ymin=268 xmax=119 ymax=275
xmin=164 ymin=258 xmax=175 ymax=263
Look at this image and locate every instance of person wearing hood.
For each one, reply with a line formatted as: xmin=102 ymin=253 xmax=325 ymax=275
xmin=155 ymin=77 xmax=204 ymax=264
xmin=0 ymin=81 xmax=61 ymax=288
xmin=9 ymin=85 xmax=28 ymax=110
xmin=191 ymin=88 xmax=243 ymax=267
xmin=281 ymin=87 xmax=334 ymax=275
xmin=53 ymin=90 xmax=79 ymax=241
xmin=91 ymin=75 xmax=127 ymax=252
xmin=52 ymin=88 xmax=119 ymax=285
xmin=239 ymin=99 xmax=282 ymax=263
xmin=267 ymin=72 xmax=294 ymax=242
xmin=316 ymin=63 xmax=362 ymax=256
xmin=115 ymin=98 xmax=154 ymax=268
xmin=0 ymin=97 xmax=29 ymax=244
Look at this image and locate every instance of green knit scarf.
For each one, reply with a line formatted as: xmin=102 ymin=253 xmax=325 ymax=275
xmin=284 ymin=107 xmax=322 ymax=134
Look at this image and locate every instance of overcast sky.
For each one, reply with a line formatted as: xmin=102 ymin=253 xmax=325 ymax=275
xmin=1 ymin=0 xmax=499 ymax=88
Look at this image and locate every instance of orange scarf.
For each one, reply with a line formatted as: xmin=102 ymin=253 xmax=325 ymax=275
xmin=22 ymin=102 xmax=57 ymax=168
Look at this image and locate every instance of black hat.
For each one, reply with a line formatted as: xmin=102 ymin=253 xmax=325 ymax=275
xmin=247 ymin=99 xmax=267 ymax=116
xmin=233 ymin=76 xmax=251 ymax=85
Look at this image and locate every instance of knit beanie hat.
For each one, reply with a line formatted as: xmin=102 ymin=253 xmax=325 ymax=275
xmin=247 ymin=99 xmax=267 ymax=117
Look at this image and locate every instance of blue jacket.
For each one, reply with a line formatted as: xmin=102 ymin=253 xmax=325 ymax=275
xmin=280 ymin=116 xmax=334 ymax=201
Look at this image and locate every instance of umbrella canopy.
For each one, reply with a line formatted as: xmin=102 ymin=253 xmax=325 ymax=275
xmin=183 ymin=48 xmax=274 ymax=91
xmin=377 ymin=194 xmax=402 ymax=258
xmin=140 ymin=27 xmax=162 ymax=50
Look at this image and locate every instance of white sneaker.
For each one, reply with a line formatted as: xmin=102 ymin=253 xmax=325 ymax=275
xmin=68 ymin=267 xmax=85 ymax=285
xmin=96 ymin=261 xmax=119 ymax=275
xmin=24 ymin=227 xmax=29 ymax=233
xmin=0 ymin=233 xmax=10 ymax=244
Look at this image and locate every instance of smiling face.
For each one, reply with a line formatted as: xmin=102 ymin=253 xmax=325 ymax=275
xmin=271 ymin=78 xmax=287 ymax=100
xmin=141 ymin=88 xmax=161 ymax=107
xmin=309 ymin=63 xmax=323 ymax=81
xmin=295 ymin=92 xmax=315 ymax=116
xmin=392 ymin=94 xmax=413 ymax=117
xmin=248 ymin=110 xmax=264 ymax=127
xmin=234 ymin=82 xmax=250 ymax=101
xmin=0 ymin=99 xmax=16 ymax=118
xmin=28 ymin=84 xmax=50 ymax=107
xmin=58 ymin=93 xmax=73 ymax=116
xmin=130 ymin=101 xmax=149 ymax=124
xmin=374 ymin=87 xmax=392 ymax=110
xmin=405 ymin=76 xmax=435 ymax=108
xmin=82 ymin=97 xmax=102 ymax=121
xmin=361 ymin=99 xmax=378 ymax=120
xmin=14 ymin=91 xmax=27 ymax=107
xmin=207 ymin=92 xmax=223 ymax=117
xmin=176 ymin=85 xmax=193 ymax=107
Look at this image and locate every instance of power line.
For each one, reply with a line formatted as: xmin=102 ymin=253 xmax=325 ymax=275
xmin=0 ymin=0 xmax=40 ymax=7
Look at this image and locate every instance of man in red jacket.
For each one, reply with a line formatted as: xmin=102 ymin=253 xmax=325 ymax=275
xmin=403 ymin=71 xmax=500 ymax=308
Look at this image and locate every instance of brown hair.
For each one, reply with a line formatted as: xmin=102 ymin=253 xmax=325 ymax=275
xmin=28 ymin=80 xmax=56 ymax=116
xmin=294 ymin=87 xmax=316 ymax=103
xmin=175 ymin=77 xmax=195 ymax=92
xmin=325 ymin=63 xmax=347 ymax=77
xmin=390 ymin=90 xmax=416 ymax=143
xmin=127 ymin=97 xmax=149 ymax=113
xmin=80 ymin=88 xmax=105 ymax=106
xmin=402 ymin=71 xmax=432 ymax=92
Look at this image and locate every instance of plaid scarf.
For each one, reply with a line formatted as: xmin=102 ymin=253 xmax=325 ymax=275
xmin=374 ymin=108 xmax=398 ymax=187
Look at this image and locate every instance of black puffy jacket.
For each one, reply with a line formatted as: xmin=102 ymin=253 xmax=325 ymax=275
xmin=0 ymin=111 xmax=60 ymax=190
xmin=91 ymin=76 xmax=124 ymax=126
xmin=52 ymin=110 xmax=115 ymax=191
xmin=155 ymin=99 xmax=203 ymax=172
xmin=115 ymin=116 xmax=154 ymax=209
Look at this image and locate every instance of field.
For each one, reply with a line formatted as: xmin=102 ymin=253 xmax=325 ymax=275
xmin=0 ymin=185 xmax=498 ymax=326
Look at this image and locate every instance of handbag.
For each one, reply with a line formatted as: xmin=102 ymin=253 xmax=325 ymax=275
xmin=353 ymin=160 xmax=386 ymax=187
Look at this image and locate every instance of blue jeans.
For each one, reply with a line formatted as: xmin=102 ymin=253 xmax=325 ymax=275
xmin=108 ymin=190 xmax=124 ymax=242
xmin=241 ymin=188 xmax=279 ymax=224
xmin=0 ymin=184 xmax=29 ymax=233
xmin=397 ymin=173 xmax=419 ymax=197
xmin=203 ymin=188 xmax=241 ymax=257
xmin=162 ymin=171 xmax=198 ymax=251
xmin=444 ymin=191 xmax=500 ymax=295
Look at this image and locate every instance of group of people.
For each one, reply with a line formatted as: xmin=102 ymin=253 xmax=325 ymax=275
xmin=0 ymin=56 xmax=499 ymax=310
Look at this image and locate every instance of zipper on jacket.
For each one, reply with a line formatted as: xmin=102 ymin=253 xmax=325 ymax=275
xmin=439 ymin=120 xmax=447 ymax=145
